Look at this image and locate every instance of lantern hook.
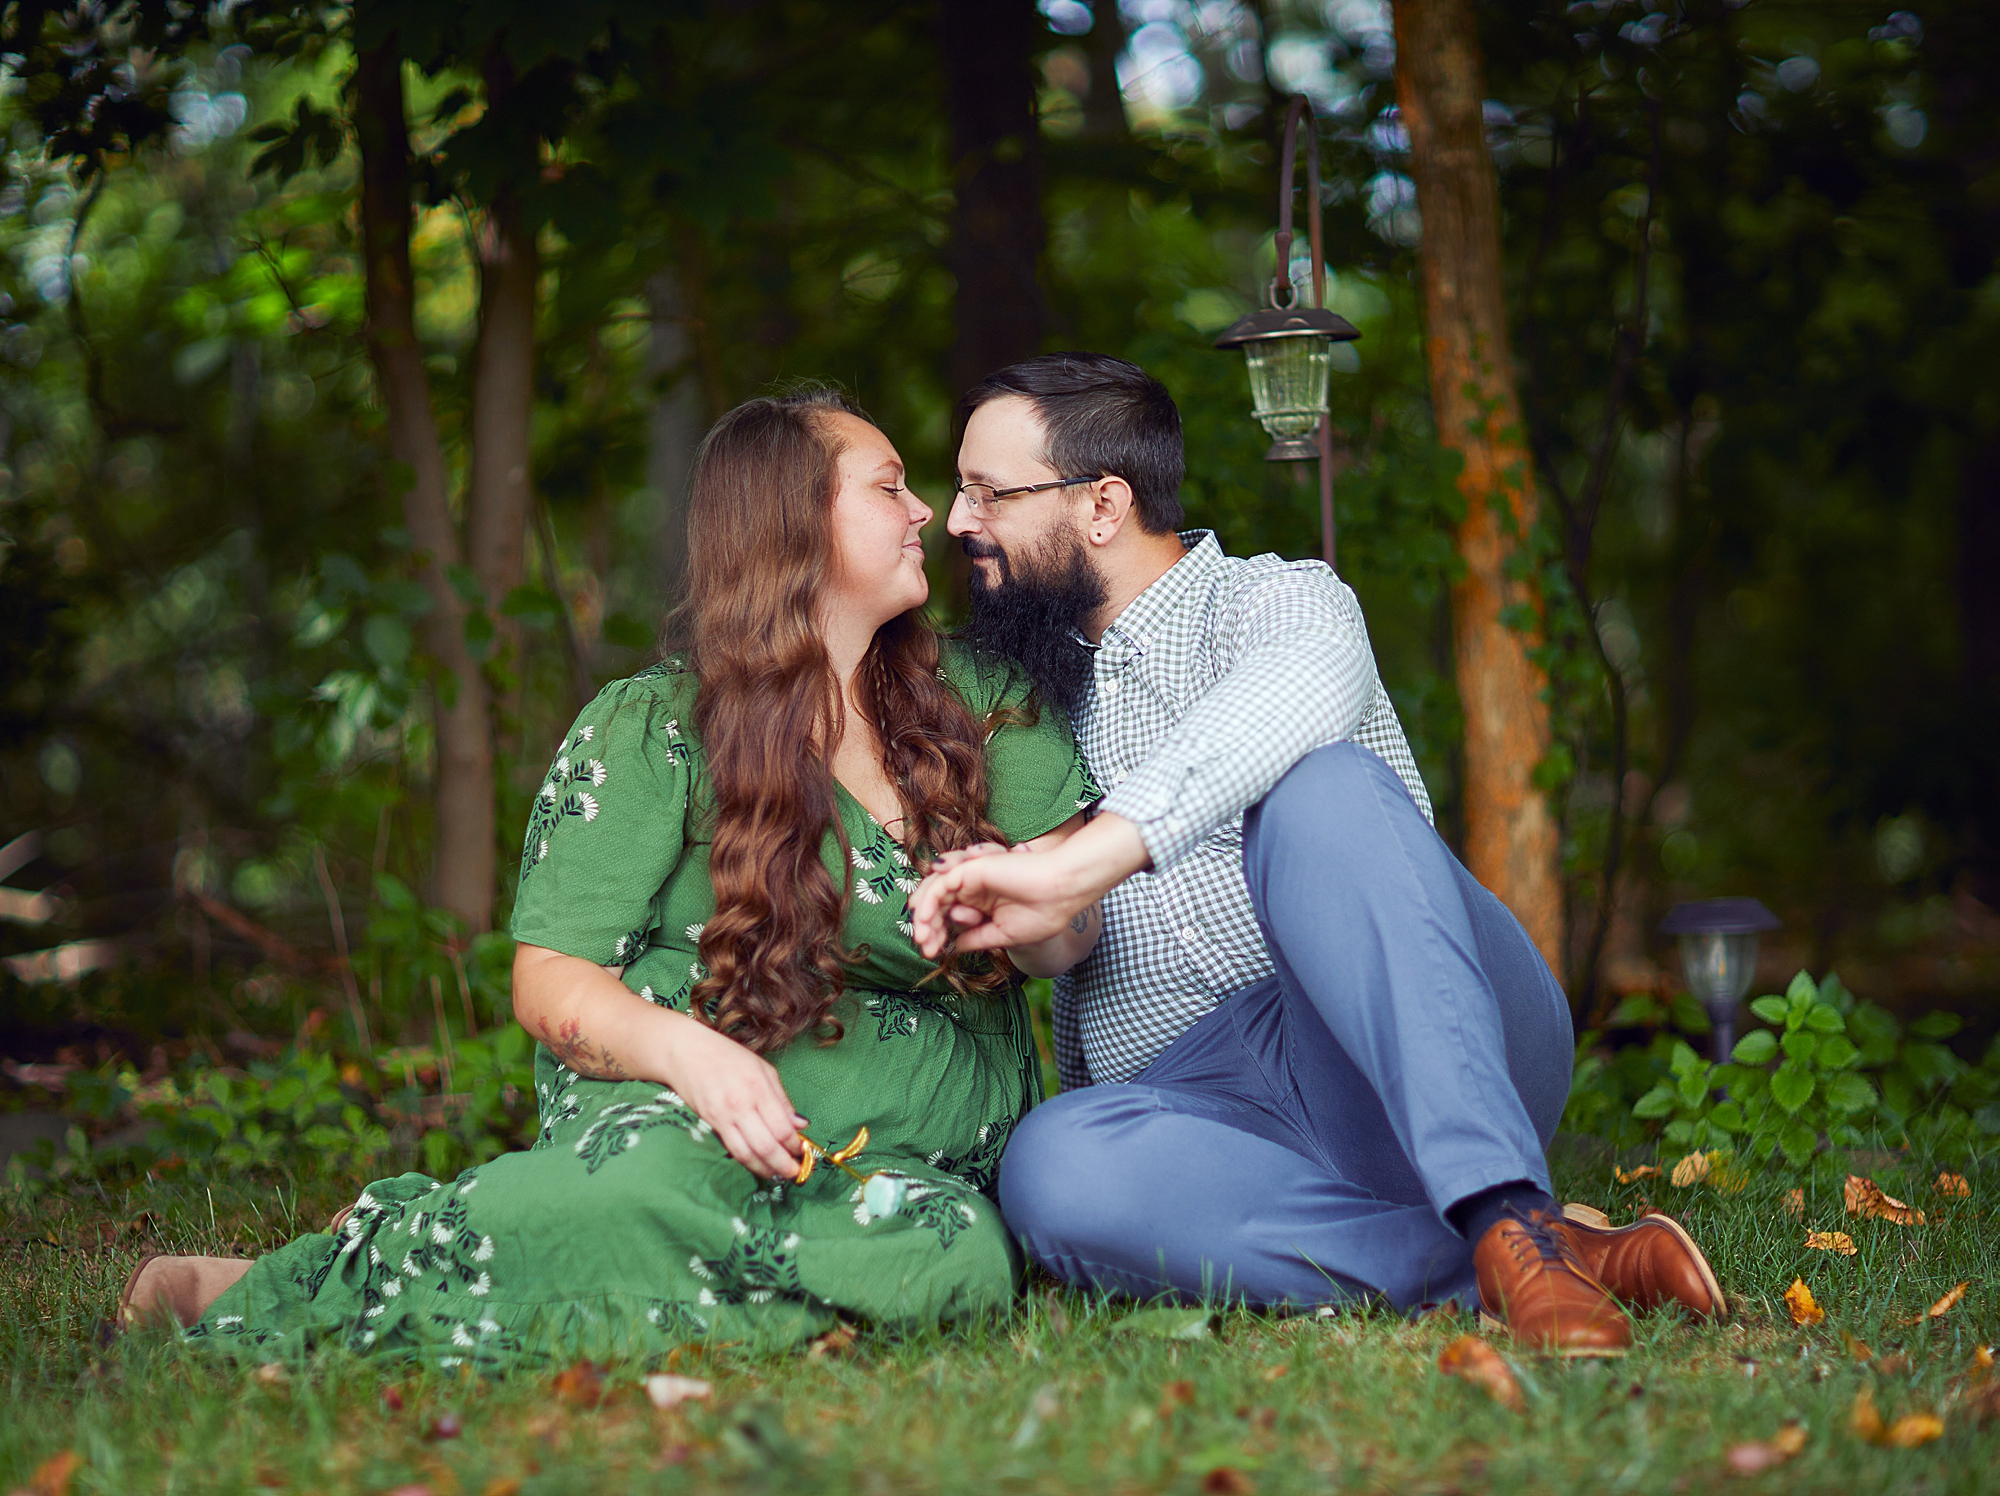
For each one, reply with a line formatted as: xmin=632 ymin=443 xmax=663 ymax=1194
xmin=1270 ymin=95 xmax=1325 ymax=312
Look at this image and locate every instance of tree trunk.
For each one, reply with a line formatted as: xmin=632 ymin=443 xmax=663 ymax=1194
xmin=1392 ymin=0 xmax=1564 ymax=973
xmin=467 ymin=48 xmax=541 ymax=685
xmin=356 ymin=41 xmax=497 ymax=934
xmin=644 ymin=267 xmax=706 ymax=616
xmin=467 ymin=183 xmax=539 ymax=674
xmin=1081 ymin=1 xmax=1129 ymax=142
xmin=942 ymin=0 xmax=1047 ymax=398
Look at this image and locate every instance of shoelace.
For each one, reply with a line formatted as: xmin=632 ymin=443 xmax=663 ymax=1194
xmin=1503 ymin=1209 xmax=1590 ymax=1276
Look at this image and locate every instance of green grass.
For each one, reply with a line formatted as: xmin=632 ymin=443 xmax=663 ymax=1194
xmin=3 ymin=1151 xmax=1996 ymax=1495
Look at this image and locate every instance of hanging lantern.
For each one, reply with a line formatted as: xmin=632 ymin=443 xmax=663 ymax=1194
xmin=1214 ymin=304 xmax=1360 ymax=460
xmin=1210 ymin=93 xmax=1358 ymax=568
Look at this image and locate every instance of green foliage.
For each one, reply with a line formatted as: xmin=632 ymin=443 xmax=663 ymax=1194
xmin=1611 ymin=970 xmax=2000 ymax=1172
xmin=8 ymin=1019 xmax=536 ymax=1197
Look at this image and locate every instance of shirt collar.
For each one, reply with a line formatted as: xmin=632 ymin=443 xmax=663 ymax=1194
xmin=1094 ymin=530 xmax=1222 ymax=661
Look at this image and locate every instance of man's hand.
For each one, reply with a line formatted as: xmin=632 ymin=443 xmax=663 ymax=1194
xmin=910 ymin=813 xmax=1151 ymax=958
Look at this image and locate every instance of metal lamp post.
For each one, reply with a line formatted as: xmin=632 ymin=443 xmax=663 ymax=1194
xmin=1660 ymin=898 xmax=1780 ymax=1063
xmin=1214 ymin=93 xmax=1360 ymax=571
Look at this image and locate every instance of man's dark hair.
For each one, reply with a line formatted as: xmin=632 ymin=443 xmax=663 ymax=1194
xmin=959 ymin=352 xmax=1186 ymax=534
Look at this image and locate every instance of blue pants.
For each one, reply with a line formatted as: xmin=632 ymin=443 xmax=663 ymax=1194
xmin=998 ymin=744 xmax=1573 ymax=1311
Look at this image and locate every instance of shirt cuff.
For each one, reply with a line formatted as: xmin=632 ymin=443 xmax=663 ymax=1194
xmin=1097 ymin=759 xmax=1208 ymax=871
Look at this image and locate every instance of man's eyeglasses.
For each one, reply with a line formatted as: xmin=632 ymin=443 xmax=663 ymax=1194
xmin=953 ymin=474 xmax=1102 ymax=519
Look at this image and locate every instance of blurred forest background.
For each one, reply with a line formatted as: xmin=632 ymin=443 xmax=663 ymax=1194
xmin=2 ymin=0 xmax=1996 ymax=1148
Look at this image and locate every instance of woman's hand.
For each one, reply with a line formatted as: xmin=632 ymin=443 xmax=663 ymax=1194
xmin=513 ymin=942 xmax=804 ymax=1179
xmin=658 ymin=1017 xmax=808 ymax=1180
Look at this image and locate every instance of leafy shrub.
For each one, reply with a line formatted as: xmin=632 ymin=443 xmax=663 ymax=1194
xmin=1571 ymin=969 xmax=2000 ymax=1173
xmin=9 ymin=1024 xmax=537 ymax=1195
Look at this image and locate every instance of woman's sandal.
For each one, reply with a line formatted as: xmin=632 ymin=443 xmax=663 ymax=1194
xmin=115 ymin=1254 xmax=256 ymax=1330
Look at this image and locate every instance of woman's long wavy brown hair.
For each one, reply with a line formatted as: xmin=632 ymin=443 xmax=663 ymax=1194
xmin=673 ymin=387 xmax=1015 ymax=1054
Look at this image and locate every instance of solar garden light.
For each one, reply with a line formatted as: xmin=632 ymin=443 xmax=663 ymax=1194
xmin=1213 ymin=93 xmax=1360 ymax=570
xmin=1660 ymin=898 xmax=1780 ymax=1062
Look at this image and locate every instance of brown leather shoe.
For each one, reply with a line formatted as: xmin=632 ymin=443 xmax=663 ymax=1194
xmin=1559 ymin=1206 xmax=1727 ymax=1320
xmin=117 ymin=1255 xmax=256 ymax=1330
xmin=1473 ymin=1207 xmax=1631 ymax=1357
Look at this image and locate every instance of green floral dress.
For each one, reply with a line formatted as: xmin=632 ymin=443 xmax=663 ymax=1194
xmin=189 ymin=646 xmax=1096 ymax=1367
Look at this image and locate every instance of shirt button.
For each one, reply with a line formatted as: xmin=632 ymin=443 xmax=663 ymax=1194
xmin=1180 ymin=926 xmax=1198 ymax=942
xmin=1114 ymin=770 xmax=1128 ymax=785
xmin=1100 ymin=679 xmax=1120 ymax=696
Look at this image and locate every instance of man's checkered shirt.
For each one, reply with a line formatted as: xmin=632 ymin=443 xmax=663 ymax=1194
xmin=1055 ymin=530 xmax=1432 ymax=1088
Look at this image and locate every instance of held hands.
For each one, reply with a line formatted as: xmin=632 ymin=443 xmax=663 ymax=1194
xmin=658 ymin=1016 xmax=807 ymax=1179
xmin=909 ymin=813 xmax=1151 ymax=960
xmin=910 ymin=842 xmax=1082 ymax=956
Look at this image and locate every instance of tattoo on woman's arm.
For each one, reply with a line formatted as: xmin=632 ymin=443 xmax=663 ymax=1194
xmin=547 ymin=1018 xmax=633 ymax=1080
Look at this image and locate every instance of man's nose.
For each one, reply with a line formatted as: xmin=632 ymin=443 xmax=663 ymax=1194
xmin=945 ymin=494 xmax=978 ymax=538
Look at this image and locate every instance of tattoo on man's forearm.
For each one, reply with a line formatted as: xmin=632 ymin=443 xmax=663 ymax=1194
xmin=547 ymin=1017 xmax=633 ymax=1080
xmin=1070 ymin=903 xmax=1099 ymax=935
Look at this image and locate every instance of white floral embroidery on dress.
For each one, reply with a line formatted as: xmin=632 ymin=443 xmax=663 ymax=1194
xmin=467 ymin=1272 xmax=492 ymax=1297
xmin=854 ymin=878 xmax=883 ymax=905
xmin=685 ymin=923 xmax=704 ymax=941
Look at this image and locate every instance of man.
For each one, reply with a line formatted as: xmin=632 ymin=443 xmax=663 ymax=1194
xmin=909 ymin=352 xmax=1724 ymax=1355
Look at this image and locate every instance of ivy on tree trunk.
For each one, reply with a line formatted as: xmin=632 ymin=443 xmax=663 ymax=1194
xmin=1393 ymin=0 xmax=1564 ymax=975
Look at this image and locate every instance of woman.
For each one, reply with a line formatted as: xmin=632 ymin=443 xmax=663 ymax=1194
xmin=120 ymin=389 xmax=1101 ymax=1365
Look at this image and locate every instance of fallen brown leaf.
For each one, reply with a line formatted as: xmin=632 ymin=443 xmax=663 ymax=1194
xmin=1041 ymin=1289 xmax=1071 ymax=1336
xmin=1852 ymin=1388 xmax=1945 ymax=1447
xmin=1845 ymin=1174 xmax=1925 ymax=1225
xmin=1886 ymin=1413 xmax=1944 ymax=1447
xmin=643 ymin=1374 xmax=712 ymax=1410
xmin=1561 ymin=1202 xmax=1613 ymax=1229
xmin=1785 ymin=1279 xmax=1826 ymax=1326
xmin=1615 ymin=1165 xmax=1660 ymax=1184
xmin=1851 ymin=1387 xmax=1885 ymax=1441
xmin=1671 ymin=1152 xmax=1712 ymax=1187
xmin=1783 ymin=1188 xmax=1804 ymax=1216
xmin=808 ymin=1323 xmax=859 ymax=1359
xmin=1842 ymin=1332 xmax=1874 ymax=1362
xmin=1806 ymin=1231 xmax=1858 ymax=1256
xmin=1919 ymin=1282 xmax=1969 ymax=1320
xmin=23 ymin=1451 xmax=81 ymax=1496
xmin=1876 ymin=1353 xmax=1910 ymax=1376
xmin=1935 ymin=1172 xmax=1970 ymax=1198
xmin=1262 ymin=1363 xmax=1290 ymax=1382
xmin=1158 ymin=1379 xmax=1197 ymax=1419
xmin=552 ymin=1361 xmax=605 ymax=1408
xmin=1724 ymin=1423 xmax=1807 ymax=1475
xmin=479 ymin=1481 xmax=523 ymax=1496
xmin=1438 ymin=1334 xmax=1524 ymax=1413
xmin=1201 ymin=1470 xmax=1256 ymax=1496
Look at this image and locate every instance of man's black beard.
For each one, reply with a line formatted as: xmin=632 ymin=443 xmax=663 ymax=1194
xmin=960 ymin=527 xmax=1107 ymax=718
